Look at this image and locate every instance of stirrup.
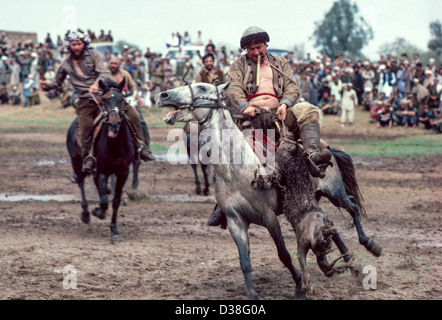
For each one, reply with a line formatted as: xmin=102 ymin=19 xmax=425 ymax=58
xmin=138 ymin=146 xmax=155 ymax=161
xmin=306 ymin=153 xmax=332 ymax=179
xmin=137 ymin=147 xmax=143 ymax=160
xmin=82 ymin=155 xmax=96 ymax=173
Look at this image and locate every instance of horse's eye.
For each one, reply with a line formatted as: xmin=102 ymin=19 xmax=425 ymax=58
xmin=198 ymin=86 xmax=207 ymax=91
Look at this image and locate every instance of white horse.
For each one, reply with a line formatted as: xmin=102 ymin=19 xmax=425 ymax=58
xmin=156 ymin=81 xmax=381 ymax=299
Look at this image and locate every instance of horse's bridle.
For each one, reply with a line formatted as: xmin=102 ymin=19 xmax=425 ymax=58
xmin=91 ymin=88 xmax=124 ymax=124
xmin=178 ymin=65 xmax=225 ymax=111
xmin=178 ymin=67 xmax=255 ymax=125
xmin=186 ymin=82 xmax=224 ymax=110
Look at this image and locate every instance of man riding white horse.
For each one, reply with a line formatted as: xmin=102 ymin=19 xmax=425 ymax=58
xmin=208 ymin=26 xmax=332 ymax=228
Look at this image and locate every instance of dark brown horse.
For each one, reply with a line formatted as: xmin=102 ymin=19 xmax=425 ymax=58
xmin=67 ymin=79 xmax=135 ymax=242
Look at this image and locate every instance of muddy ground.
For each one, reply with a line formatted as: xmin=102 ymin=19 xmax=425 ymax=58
xmin=0 ymin=104 xmax=441 ymax=301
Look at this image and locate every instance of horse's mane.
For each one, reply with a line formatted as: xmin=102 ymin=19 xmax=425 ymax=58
xmin=101 ymin=78 xmax=124 ymax=93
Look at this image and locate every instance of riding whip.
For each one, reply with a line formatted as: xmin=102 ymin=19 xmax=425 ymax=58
xmin=263 ymin=55 xmax=298 ymax=86
xmin=90 ymin=92 xmax=105 ymax=125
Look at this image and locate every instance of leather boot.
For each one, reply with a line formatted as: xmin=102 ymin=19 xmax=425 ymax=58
xmin=207 ymin=204 xmax=227 ymax=229
xmin=300 ymin=123 xmax=332 ymax=178
xmin=139 ymin=146 xmax=156 ymax=161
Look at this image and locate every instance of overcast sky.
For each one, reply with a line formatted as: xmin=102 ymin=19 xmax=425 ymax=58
xmin=1 ymin=0 xmax=440 ymax=60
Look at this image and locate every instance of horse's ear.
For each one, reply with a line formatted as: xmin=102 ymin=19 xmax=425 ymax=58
xmin=98 ymin=79 xmax=107 ymax=92
xmin=217 ymin=81 xmax=230 ymax=93
xmin=118 ymin=79 xmax=125 ymax=90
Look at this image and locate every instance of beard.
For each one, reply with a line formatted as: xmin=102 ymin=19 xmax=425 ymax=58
xmin=71 ymin=48 xmax=85 ymax=60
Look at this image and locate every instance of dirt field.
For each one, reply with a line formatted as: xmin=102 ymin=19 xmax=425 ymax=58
xmin=0 ymin=102 xmax=441 ymax=301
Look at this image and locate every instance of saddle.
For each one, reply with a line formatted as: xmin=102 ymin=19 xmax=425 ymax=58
xmin=237 ymin=110 xmax=280 ymax=164
xmin=239 ymin=110 xmax=329 ymax=166
xmin=74 ymin=112 xmax=105 ymax=150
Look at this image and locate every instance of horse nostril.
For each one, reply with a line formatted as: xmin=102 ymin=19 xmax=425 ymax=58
xmin=161 ymin=92 xmax=169 ymax=98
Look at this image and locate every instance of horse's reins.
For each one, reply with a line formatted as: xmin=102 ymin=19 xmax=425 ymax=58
xmin=178 ymin=67 xmax=246 ymax=125
xmin=90 ymin=90 xmax=122 ymax=125
xmin=178 ymin=59 xmax=292 ymax=132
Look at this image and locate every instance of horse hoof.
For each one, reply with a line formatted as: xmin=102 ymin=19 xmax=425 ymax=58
xmin=350 ymin=264 xmax=363 ymax=278
xmin=122 ymin=197 xmax=128 ymax=206
xmin=111 ymin=234 xmax=122 ymax=243
xmin=249 ymin=292 xmax=258 ymax=300
xmin=81 ymin=211 xmax=90 ymax=224
xmin=92 ymin=207 xmax=106 ymax=220
xmin=203 ymin=189 xmax=210 ymax=196
xmin=294 ymin=288 xmax=307 ymax=300
xmin=369 ymin=241 xmax=382 ymax=257
xmin=196 ymin=187 xmax=202 ymax=195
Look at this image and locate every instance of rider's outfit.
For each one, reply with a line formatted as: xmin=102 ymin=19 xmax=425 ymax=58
xmin=208 ymin=26 xmax=332 ymax=228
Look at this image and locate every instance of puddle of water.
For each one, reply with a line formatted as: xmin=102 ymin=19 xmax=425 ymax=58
xmin=0 ymin=192 xmax=216 ymax=204
xmin=34 ymin=154 xmax=190 ymax=165
xmin=0 ymin=193 xmax=78 ymax=202
xmin=37 ymin=159 xmax=68 ymax=166
xmin=154 ymin=153 xmax=190 ymax=163
xmin=416 ymin=242 xmax=442 ymax=248
xmin=353 ymin=159 xmax=383 ymax=166
xmin=150 ymin=194 xmax=215 ymax=203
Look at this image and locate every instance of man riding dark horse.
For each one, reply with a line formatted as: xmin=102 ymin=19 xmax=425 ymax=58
xmin=41 ymin=31 xmax=154 ymax=172
xmin=208 ymin=26 xmax=333 ymax=227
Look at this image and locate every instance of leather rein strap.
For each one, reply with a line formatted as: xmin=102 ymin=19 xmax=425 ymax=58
xmin=183 ymin=83 xmax=253 ymax=123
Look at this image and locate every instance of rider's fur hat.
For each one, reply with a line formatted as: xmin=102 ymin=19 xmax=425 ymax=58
xmin=240 ymin=26 xmax=270 ymax=49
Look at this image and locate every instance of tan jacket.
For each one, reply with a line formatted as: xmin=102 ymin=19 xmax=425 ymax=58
xmin=226 ymin=53 xmax=299 ymax=111
xmin=48 ymin=49 xmax=109 ymax=99
xmin=109 ymin=68 xmax=137 ymax=93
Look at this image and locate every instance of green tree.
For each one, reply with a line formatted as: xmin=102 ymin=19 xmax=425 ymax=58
xmin=428 ymin=20 xmax=442 ymax=60
xmin=378 ymin=37 xmax=421 ymax=59
xmin=312 ymin=0 xmax=373 ymax=59
xmin=292 ymin=43 xmax=305 ymax=62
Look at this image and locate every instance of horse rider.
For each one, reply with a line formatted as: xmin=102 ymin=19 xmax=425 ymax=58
xmin=108 ymin=55 xmax=153 ymax=149
xmin=108 ymin=55 xmax=143 ymax=108
xmin=41 ymin=32 xmax=154 ymax=173
xmin=208 ymin=26 xmax=332 ymax=228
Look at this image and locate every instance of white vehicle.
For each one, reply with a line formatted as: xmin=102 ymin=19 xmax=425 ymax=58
xmin=90 ymin=42 xmax=121 ymax=58
xmin=162 ymin=45 xmax=206 ymax=76
xmin=162 ymin=45 xmax=206 ymax=60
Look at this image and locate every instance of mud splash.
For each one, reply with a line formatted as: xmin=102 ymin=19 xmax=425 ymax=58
xmin=0 ymin=193 xmax=78 ymax=202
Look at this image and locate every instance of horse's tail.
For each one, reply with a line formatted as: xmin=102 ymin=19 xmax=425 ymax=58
xmin=330 ymin=148 xmax=367 ymax=218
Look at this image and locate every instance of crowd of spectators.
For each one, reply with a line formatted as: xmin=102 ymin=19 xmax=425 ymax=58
xmin=0 ymin=28 xmax=441 ymax=133
xmin=286 ymin=51 xmax=442 ymax=132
